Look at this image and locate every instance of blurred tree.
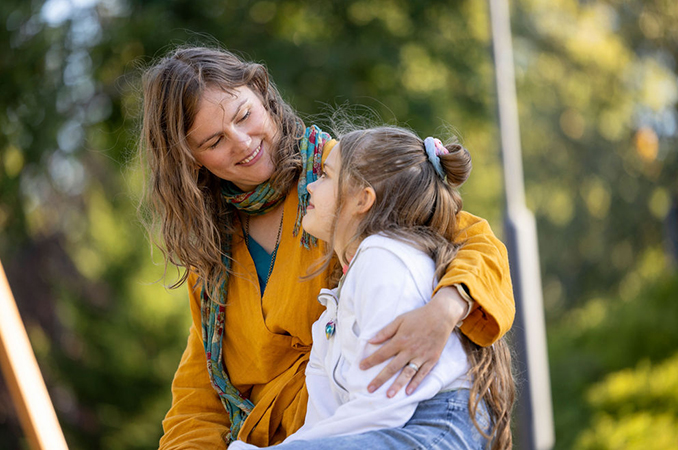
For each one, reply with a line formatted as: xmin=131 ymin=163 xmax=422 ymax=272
xmin=2 ymin=1 xmax=503 ymax=448
xmin=511 ymin=0 xmax=678 ymax=316
xmin=1 ymin=0 xmax=677 ymax=448
xmin=509 ymin=2 xmax=678 ymax=448
xmin=548 ymin=272 xmax=678 ymax=449
xmin=1 ymin=1 xmax=190 ymax=448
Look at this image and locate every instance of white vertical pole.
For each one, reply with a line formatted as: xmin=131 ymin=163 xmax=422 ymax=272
xmin=487 ymin=0 xmax=555 ymax=449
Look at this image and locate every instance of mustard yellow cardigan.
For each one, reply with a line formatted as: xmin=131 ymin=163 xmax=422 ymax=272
xmin=159 ymin=145 xmax=515 ymax=448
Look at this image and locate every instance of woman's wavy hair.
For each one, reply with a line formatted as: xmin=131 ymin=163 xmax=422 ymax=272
xmin=138 ymin=46 xmax=305 ymax=298
xmin=325 ymin=126 xmax=515 ymax=450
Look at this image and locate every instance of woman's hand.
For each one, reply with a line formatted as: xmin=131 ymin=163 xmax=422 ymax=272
xmin=359 ymin=286 xmax=470 ymax=397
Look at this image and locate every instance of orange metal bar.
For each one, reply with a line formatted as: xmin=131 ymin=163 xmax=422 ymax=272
xmin=0 ymin=260 xmax=69 ymax=450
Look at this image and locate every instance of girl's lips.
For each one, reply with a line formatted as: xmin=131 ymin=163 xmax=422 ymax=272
xmin=236 ymin=144 xmax=262 ymax=166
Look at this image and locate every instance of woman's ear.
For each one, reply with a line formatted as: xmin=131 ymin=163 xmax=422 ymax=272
xmin=355 ymin=186 xmax=376 ymax=214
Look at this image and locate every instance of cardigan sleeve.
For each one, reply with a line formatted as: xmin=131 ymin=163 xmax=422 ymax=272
xmin=435 ymin=211 xmax=515 ymax=347
xmin=159 ymin=272 xmax=231 ymax=449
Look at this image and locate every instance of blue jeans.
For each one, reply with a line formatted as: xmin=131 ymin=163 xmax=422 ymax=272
xmin=272 ymin=389 xmax=490 ymax=449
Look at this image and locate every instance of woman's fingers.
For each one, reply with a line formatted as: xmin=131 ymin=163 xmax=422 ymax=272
xmin=367 ymin=315 xmax=402 ymax=345
xmin=363 ymin=330 xmax=429 ymax=396
xmin=362 ymin=296 xmax=460 ymax=396
xmin=360 ymin=318 xmax=404 ymax=370
xmin=382 ymin=359 xmax=424 ymax=398
xmin=365 ymin=350 xmax=411 ymax=394
xmin=406 ymin=361 xmax=434 ymax=395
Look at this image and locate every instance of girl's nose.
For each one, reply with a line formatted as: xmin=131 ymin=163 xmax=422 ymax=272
xmin=307 ymin=179 xmax=317 ymax=194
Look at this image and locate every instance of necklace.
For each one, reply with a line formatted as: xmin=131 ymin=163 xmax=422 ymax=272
xmin=243 ymin=206 xmax=285 ymax=289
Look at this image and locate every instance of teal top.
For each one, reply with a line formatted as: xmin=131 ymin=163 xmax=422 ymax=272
xmin=246 ymin=236 xmax=274 ymax=295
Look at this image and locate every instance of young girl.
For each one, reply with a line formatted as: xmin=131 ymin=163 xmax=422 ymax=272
xmin=229 ymin=126 xmax=515 ymax=449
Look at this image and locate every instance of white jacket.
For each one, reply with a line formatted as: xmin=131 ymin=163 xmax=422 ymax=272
xmin=230 ymin=234 xmax=470 ymax=448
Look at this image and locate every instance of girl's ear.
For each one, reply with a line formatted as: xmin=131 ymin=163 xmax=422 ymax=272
xmin=355 ymin=186 xmax=376 ymax=214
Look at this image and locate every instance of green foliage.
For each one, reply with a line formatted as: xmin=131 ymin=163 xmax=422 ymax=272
xmin=548 ymin=273 xmax=678 ymax=449
xmin=511 ymin=0 xmax=678 ymax=313
xmin=1 ymin=0 xmax=677 ymax=448
xmin=577 ymin=352 xmax=678 ymax=449
xmin=577 ymin=410 xmax=678 ymax=450
xmin=2 ymin=1 xmax=505 ymax=447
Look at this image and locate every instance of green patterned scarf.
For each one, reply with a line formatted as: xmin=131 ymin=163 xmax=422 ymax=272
xmin=201 ymin=125 xmax=331 ymax=443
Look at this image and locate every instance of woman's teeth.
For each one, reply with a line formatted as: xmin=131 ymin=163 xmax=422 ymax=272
xmin=239 ymin=145 xmax=261 ymax=164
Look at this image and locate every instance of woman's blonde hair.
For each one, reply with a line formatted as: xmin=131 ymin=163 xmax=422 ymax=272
xmin=138 ymin=46 xmax=305 ymax=297
xmin=327 ymin=126 xmax=515 ymax=449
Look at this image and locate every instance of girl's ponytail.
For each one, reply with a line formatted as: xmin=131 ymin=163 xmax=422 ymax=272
xmin=440 ymin=143 xmax=472 ymax=187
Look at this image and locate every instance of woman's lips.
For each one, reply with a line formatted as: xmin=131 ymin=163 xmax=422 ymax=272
xmin=236 ymin=144 xmax=262 ymax=165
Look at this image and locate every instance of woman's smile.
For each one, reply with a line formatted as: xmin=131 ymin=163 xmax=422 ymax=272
xmin=188 ymin=86 xmax=278 ymax=191
xmin=236 ymin=143 xmax=262 ymax=165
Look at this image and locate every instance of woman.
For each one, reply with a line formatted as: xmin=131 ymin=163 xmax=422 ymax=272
xmin=139 ymin=46 xmax=515 ymax=449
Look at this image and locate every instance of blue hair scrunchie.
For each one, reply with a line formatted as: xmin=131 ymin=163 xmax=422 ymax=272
xmin=424 ymin=136 xmax=448 ymax=180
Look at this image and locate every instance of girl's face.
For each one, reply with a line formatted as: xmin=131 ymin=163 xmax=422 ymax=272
xmin=187 ymin=86 xmax=278 ymax=192
xmin=303 ymin=145 xmax=366 ymax=263
xmin=302 ymin=145 xmax=340 ymax=243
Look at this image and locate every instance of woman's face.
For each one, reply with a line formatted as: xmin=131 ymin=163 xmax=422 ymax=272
xmin=187 ymin=85 xmax=278 ymax=191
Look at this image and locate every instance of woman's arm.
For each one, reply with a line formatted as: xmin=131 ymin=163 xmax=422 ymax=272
xmin=438 ymin=211 xmax=515 ymax=344
xmin=360 ymin=212 xmax=515 ymax=396
xmin=159 ymin=273 xmax=231 ymax=449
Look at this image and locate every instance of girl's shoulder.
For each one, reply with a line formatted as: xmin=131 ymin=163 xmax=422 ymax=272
xmin=358 ymin=233 xmax=427 ymax=256
xmin=354 ymin=234 xmax=435 ymax=277
xmin=341 ymin=234 xmax=437 ymax=304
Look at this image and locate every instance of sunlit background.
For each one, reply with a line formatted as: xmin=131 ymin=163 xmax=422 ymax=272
xmin=1 ymin=0 xmax=677 ymax=448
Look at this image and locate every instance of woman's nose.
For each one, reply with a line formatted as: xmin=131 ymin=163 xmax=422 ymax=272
xmin=232 ymin=129 xmax=252 ymax=149
xmin=307 ymin=180 xmax=317 ymax=194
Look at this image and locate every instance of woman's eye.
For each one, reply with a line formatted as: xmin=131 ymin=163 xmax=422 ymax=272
xmin=238 ymin=110 xmax=251 ymax=123
xmin=319 ymin=171 xmax=327 ymax=179
xmin=209 ymin=136 xmax=223 ymax=149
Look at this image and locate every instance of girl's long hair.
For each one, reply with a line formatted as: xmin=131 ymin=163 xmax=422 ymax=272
xmin=328 ymin=126 xmax=515 ymax=449
xmin=138 ymin=46 xmax=305 ymax=298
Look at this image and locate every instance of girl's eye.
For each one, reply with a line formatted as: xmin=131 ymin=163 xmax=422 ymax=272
xmin=319 ymin=171 xmax=327 ymax=179
xmin=209 ymin=136 xmax=223 ymax=149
